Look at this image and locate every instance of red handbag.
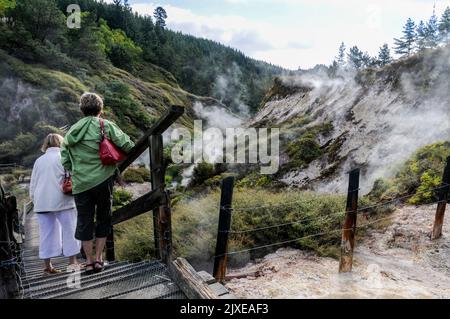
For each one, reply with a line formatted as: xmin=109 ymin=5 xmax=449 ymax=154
xmin=62 ymin=170 xmax=73 ymax=195
xmin=99 ymin=119 xmax=127 ymax=166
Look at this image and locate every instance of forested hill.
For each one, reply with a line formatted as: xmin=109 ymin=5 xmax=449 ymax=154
xmin=1 ymin=0 xmax=280 ymax=166
xmin=2 ymin=0 xmax=284 ymax=114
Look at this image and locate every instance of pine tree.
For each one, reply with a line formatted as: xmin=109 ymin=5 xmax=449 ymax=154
xmin=14 ymin=0 xmax=65 ymax=43
xmin=361 ymin=52 xmax=376 ymax=68
xmin=377 ymin=44 xmax=392 ymax=67
xmin=416 ymin=20 xmax=427 ymax=51
xmin=394 ymin=18 xmax=416 ymax=56
xmin=439 ymin=6 xmax=450 ymax=44
xmin=425 ymin=7 xmax=440 ymax=48
xmin=154 ymin=6 xmax=167 ymax=28
xmin=336 ymin=42 xmax=346 ymax=66
xmin=0 ymin=0 xmax=16 ymax=16
xmin=347 ymin=46 xmax=364 ymax=69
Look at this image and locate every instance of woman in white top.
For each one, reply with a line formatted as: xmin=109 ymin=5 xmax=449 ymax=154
xmin=29 ymin=134 xmax=81 ymax=274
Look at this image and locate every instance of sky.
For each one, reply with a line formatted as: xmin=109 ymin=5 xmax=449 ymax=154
xmin=106 ymin=0 xmax=450 ymax=70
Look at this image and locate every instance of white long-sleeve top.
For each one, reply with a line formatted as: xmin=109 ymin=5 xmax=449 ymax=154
xmin=29 ymin=147 xmax=76 ymax=213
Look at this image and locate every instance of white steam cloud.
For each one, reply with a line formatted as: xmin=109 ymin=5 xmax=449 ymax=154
xmin=252 ymin=47 xmax=450 ymax=194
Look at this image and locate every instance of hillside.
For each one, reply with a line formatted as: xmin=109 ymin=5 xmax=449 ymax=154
xmin=249 ymin=46 xmax=450 ymax=194
xmin=0 ymin=49 xmax=221 ymax=166
xmin=54 ymin=0 xmax=284 ymax=114
xmin=1 ymin=0 xmax=273 ymax=167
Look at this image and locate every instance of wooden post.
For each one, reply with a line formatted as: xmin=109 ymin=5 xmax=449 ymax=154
xmin=106 ymin=230 xmax=115 ymax=262
xmin=213 ymin=176 xmax=234 ymax=283
xmin=158 ymin=194 xmax=173 ymax=265
xmin=0 ymin=192 xmax=19 ymax=299
xmin=150 ymin=135 xmax=164 ymax=260
xmin=339 ymin=168 xmax=360 ymax=273
xmin=150 ymin=134 xmax=173 ymax=264
xmin=169 ymin=258 xmax=218 ymax=299
xmin=432 ymin=157 xmax=450 ymax=240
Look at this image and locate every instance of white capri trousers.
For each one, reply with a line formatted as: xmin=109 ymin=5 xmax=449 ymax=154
xmin=37 ymin=208 xmax=81 ymax=259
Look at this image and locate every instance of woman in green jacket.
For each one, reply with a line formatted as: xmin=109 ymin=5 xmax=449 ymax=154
xmin=61 ymin=93 xmax=135 ymax=273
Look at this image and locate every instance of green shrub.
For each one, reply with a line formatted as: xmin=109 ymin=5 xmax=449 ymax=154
xmin=369 ymin=141 xmax=450 ymax=205
xmin=236 ymin=173 xmax=273 ymax=188
xmin=0 ymin=133 xmax=37 ymax=161
xmin=1 ymin=174 xmax=16 ymax=184
xmin=114 ymin=188 xmax=388 ymax=268
xmin=283 ymin=123 xmax=334 ymax=170
xmin=123 ymin=167 xmax=150 ymax=184
xmin=113 ymin=188 xmax=133 ymax=207
xmin=115 ymin=214 xmax=155 ymax=262
xmin=191 ymin=162 xmax=216 ymax=186
xmin=11 ymin=169 xmax=31 ymax=180
xmin=287 ymin=136 xmax=323 ymax=168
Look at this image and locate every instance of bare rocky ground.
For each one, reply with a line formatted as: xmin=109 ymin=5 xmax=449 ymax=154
xmin=124 ymin=182 xmax=151 ymax=199
xmin=225 ymin=204 xmax=450 ymax=299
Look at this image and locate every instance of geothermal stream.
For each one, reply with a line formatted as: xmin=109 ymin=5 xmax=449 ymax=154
xmin=225 ymin=205 xmax=450 ymax=299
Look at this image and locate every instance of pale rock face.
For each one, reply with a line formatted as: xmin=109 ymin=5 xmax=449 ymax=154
xmin=249 ymin=48 xmax=450 ymax=195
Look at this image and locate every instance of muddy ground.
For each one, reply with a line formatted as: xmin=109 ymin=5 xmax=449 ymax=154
xmin=225 ymin=204 xmax=450 ymax=299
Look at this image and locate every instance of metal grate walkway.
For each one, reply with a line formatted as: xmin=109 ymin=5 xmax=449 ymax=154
xmin=19 ymin=213 xmax=186 ymax=299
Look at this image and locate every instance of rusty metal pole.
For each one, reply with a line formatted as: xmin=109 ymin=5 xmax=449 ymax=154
xmin=339 ymin=168 xmax=360 ymax=273
xmin=213 ymin=176 xmax=234 ymax=283
xmin=432 ymin=157 xmax=450 ymax=240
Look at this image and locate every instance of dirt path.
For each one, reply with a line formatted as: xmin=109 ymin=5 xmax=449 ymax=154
xmin=225 ymin=205 xmax=450 ymax=299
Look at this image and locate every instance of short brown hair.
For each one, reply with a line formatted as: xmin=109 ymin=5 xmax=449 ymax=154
xmin=41 ymin=134 xmax=64 ymax=152
xmin=80 ymin=92 xmax=104 ymax=116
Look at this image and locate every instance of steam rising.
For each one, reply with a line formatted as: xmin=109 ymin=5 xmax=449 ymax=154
xmin=212 ymin=62 xmax=251 ymax=118
xmin=251 ymin=47 xmax=450 ymax=194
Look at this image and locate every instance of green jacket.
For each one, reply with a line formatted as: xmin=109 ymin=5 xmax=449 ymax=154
xmin=61 ymin=117 xmax=135 ymax=195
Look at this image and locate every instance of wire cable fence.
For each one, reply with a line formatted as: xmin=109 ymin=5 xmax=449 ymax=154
xmin=212 ymin=181 xmax=449 ymax=262
xmin=217 ymin=183 xmax=449 ymax=237
xmin=214 ymin=199 xmax=441 ymax=259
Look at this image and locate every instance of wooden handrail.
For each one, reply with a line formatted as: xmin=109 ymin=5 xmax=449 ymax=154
xmin=119 ymin=105 xmax=185 ymax=173
xmin=112 ymin=189 xmax=163 ymax=225
xmin=108 ymin=105 xmax=184 ymax=262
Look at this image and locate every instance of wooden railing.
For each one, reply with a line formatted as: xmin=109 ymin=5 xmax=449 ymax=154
xmin=106 ymin=105 xmax=185 ymax=264
xmin=0 ymin=163 xmax=17 ymax=173
xmin=0 ymin=184 xmax=21 ymax=298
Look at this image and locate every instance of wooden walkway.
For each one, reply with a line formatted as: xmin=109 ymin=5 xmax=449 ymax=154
xmin=20 ymin=212 xmax=186 ymax=299
xmin=18 ymin=212 xmax=235 ymax=299
xmin=2 ymin=105 xmax=235 ymax=299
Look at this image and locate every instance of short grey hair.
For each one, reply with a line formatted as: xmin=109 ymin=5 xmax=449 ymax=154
xmin=79 ymin=92 xmax=104 ymax=116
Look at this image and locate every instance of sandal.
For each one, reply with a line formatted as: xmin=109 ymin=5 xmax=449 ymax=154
xmin=94 ymin=261 xmax=104 ymax=273
xmin=67 ymin=263 xmax=86 ymax=273
xmin=44 ymin=268 xmax=61 ymax=276
xmin=85 ymin=263 xmax=96 ymax=275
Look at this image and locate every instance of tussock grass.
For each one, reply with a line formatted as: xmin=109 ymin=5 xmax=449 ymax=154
xmin=115 ymin=188 xmax=383 ymax=268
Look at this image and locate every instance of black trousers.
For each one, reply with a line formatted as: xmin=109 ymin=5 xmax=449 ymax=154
xmin=74 ymin=177 xmax=114 ymax=241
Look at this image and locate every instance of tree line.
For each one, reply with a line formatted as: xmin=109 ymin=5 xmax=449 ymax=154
xmin=331 ymin=6 xmax=450 ymax=71
xmin=0 ymin=0 xmax=283 ymax=114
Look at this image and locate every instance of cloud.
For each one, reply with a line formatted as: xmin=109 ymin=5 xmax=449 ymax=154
xmin=130 ymin=1 xmax=450 ymax=69
xmin=132 ymin=2 xmax=312 ymax=68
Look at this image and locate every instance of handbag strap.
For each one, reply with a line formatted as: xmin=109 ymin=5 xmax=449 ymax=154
xmin=99 ymin=118 xmax=106 ymax=140
xmin=64 ymin=169 xmax=71 ymax=179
